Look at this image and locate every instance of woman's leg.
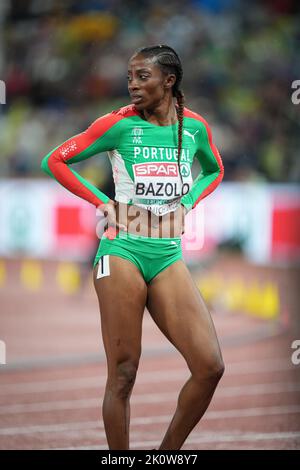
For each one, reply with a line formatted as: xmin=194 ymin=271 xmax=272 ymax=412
xmin=93 ymin=255 xmax=148 ymax=449
xmin=146 ymin=260 xmax=224 ymax=450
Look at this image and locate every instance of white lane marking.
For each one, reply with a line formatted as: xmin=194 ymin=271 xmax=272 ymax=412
xmin=0 ymin=405 xmax=299 ymax=436
xmin=0 ymin=381 xmax=299 ymax=415
xmin=56 ymin=431 xmax=300 ymax=450
xmin=0 ymin=358 xmax=293 ymax=395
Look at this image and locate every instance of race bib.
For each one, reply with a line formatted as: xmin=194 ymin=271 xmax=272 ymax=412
xmin=132 ymin=162 xmax=191 ymax=207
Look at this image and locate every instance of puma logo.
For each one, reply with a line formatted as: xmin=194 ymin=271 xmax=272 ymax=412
xmin=183 ymin=129 xmax=199 ymax=143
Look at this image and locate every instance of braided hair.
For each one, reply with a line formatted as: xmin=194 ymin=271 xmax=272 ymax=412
xmin=134 ymin=45 xmax=185 ymax=185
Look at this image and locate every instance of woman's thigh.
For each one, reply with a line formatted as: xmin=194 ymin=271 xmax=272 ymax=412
xmin=146 ymin=260 xmax=223 ymax=372
xmin=93 ymin=255 xmax=148 ymax=369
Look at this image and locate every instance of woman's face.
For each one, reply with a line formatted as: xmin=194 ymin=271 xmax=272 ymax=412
xmin=127 ymin=53 xmax=175 ymax=111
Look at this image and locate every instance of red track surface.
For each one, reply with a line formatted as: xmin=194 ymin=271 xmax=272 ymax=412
xmin=0 ymin=256 xmax=299 ymax=450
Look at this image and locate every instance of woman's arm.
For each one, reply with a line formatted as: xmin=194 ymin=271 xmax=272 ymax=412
xmin=180 ymin=118 xmax=224 ymax=213
xmin=41 ymin=112 xmax=123 ymax=207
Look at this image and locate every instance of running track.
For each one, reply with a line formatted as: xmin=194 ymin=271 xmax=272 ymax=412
xmin=0 ymin=256 xmax=299 ymax=450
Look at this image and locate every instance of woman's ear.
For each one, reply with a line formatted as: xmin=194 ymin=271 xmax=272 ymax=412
xmin=164 ymin=74 xmax=176 ymax=90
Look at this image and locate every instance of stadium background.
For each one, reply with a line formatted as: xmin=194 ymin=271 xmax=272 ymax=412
xmin=0 ymin=0 xmax=299 ymax=450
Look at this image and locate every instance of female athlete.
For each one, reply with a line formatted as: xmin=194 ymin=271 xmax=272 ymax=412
xmin=41 ymin=45 xmax=224 ymax=450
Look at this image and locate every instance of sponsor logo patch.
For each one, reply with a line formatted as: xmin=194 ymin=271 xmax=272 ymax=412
xmin=133 ymin=162 xmax=190 ymax=201
xmin=134 ymin=162 xmax=178 ymax=177
xmin=132 ymin=127 xmax=143 ymax=144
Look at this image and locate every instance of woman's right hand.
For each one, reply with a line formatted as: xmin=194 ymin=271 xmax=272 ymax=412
xmin=97 ymin=200 xmax=127 ymax=232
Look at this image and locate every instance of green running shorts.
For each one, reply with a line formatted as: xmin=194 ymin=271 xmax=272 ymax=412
xmin=94 ymin=230 xmax=182 ymax=284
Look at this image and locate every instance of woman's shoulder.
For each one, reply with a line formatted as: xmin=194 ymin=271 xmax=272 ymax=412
xmin=94 ymin=104 xmax=139 ymax=121
xmin=184 ymin=106 xmax=208 ymax=126
xmin=90 ymin=104 xmax=139 ymax=133
xmin=111 ymin=104 xmax=140 ymax=118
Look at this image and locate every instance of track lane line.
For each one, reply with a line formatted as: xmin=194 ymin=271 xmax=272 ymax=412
xmin=0 ymin=405 xmax=299 ymax=436
xmin=0 ymin=381 xmax=299 ymax=415
xmin=0 ymin=358 xmax=294 ymax=395
xmin=54 ymin=431 xmax=300 ymax=450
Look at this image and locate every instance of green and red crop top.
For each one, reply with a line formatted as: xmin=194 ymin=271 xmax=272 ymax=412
xmin=41 ymin=104 xmax=224 ymax=216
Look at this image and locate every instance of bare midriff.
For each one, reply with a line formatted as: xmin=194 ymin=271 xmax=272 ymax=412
xmin=115 ymin=202 xmax=183 ymax=238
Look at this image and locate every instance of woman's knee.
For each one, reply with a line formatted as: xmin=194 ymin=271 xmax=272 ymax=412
xmin=108 ymin=359 xmax=139 ymax=399
xmin=191 ymin=354 xmax=225 ymax=384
